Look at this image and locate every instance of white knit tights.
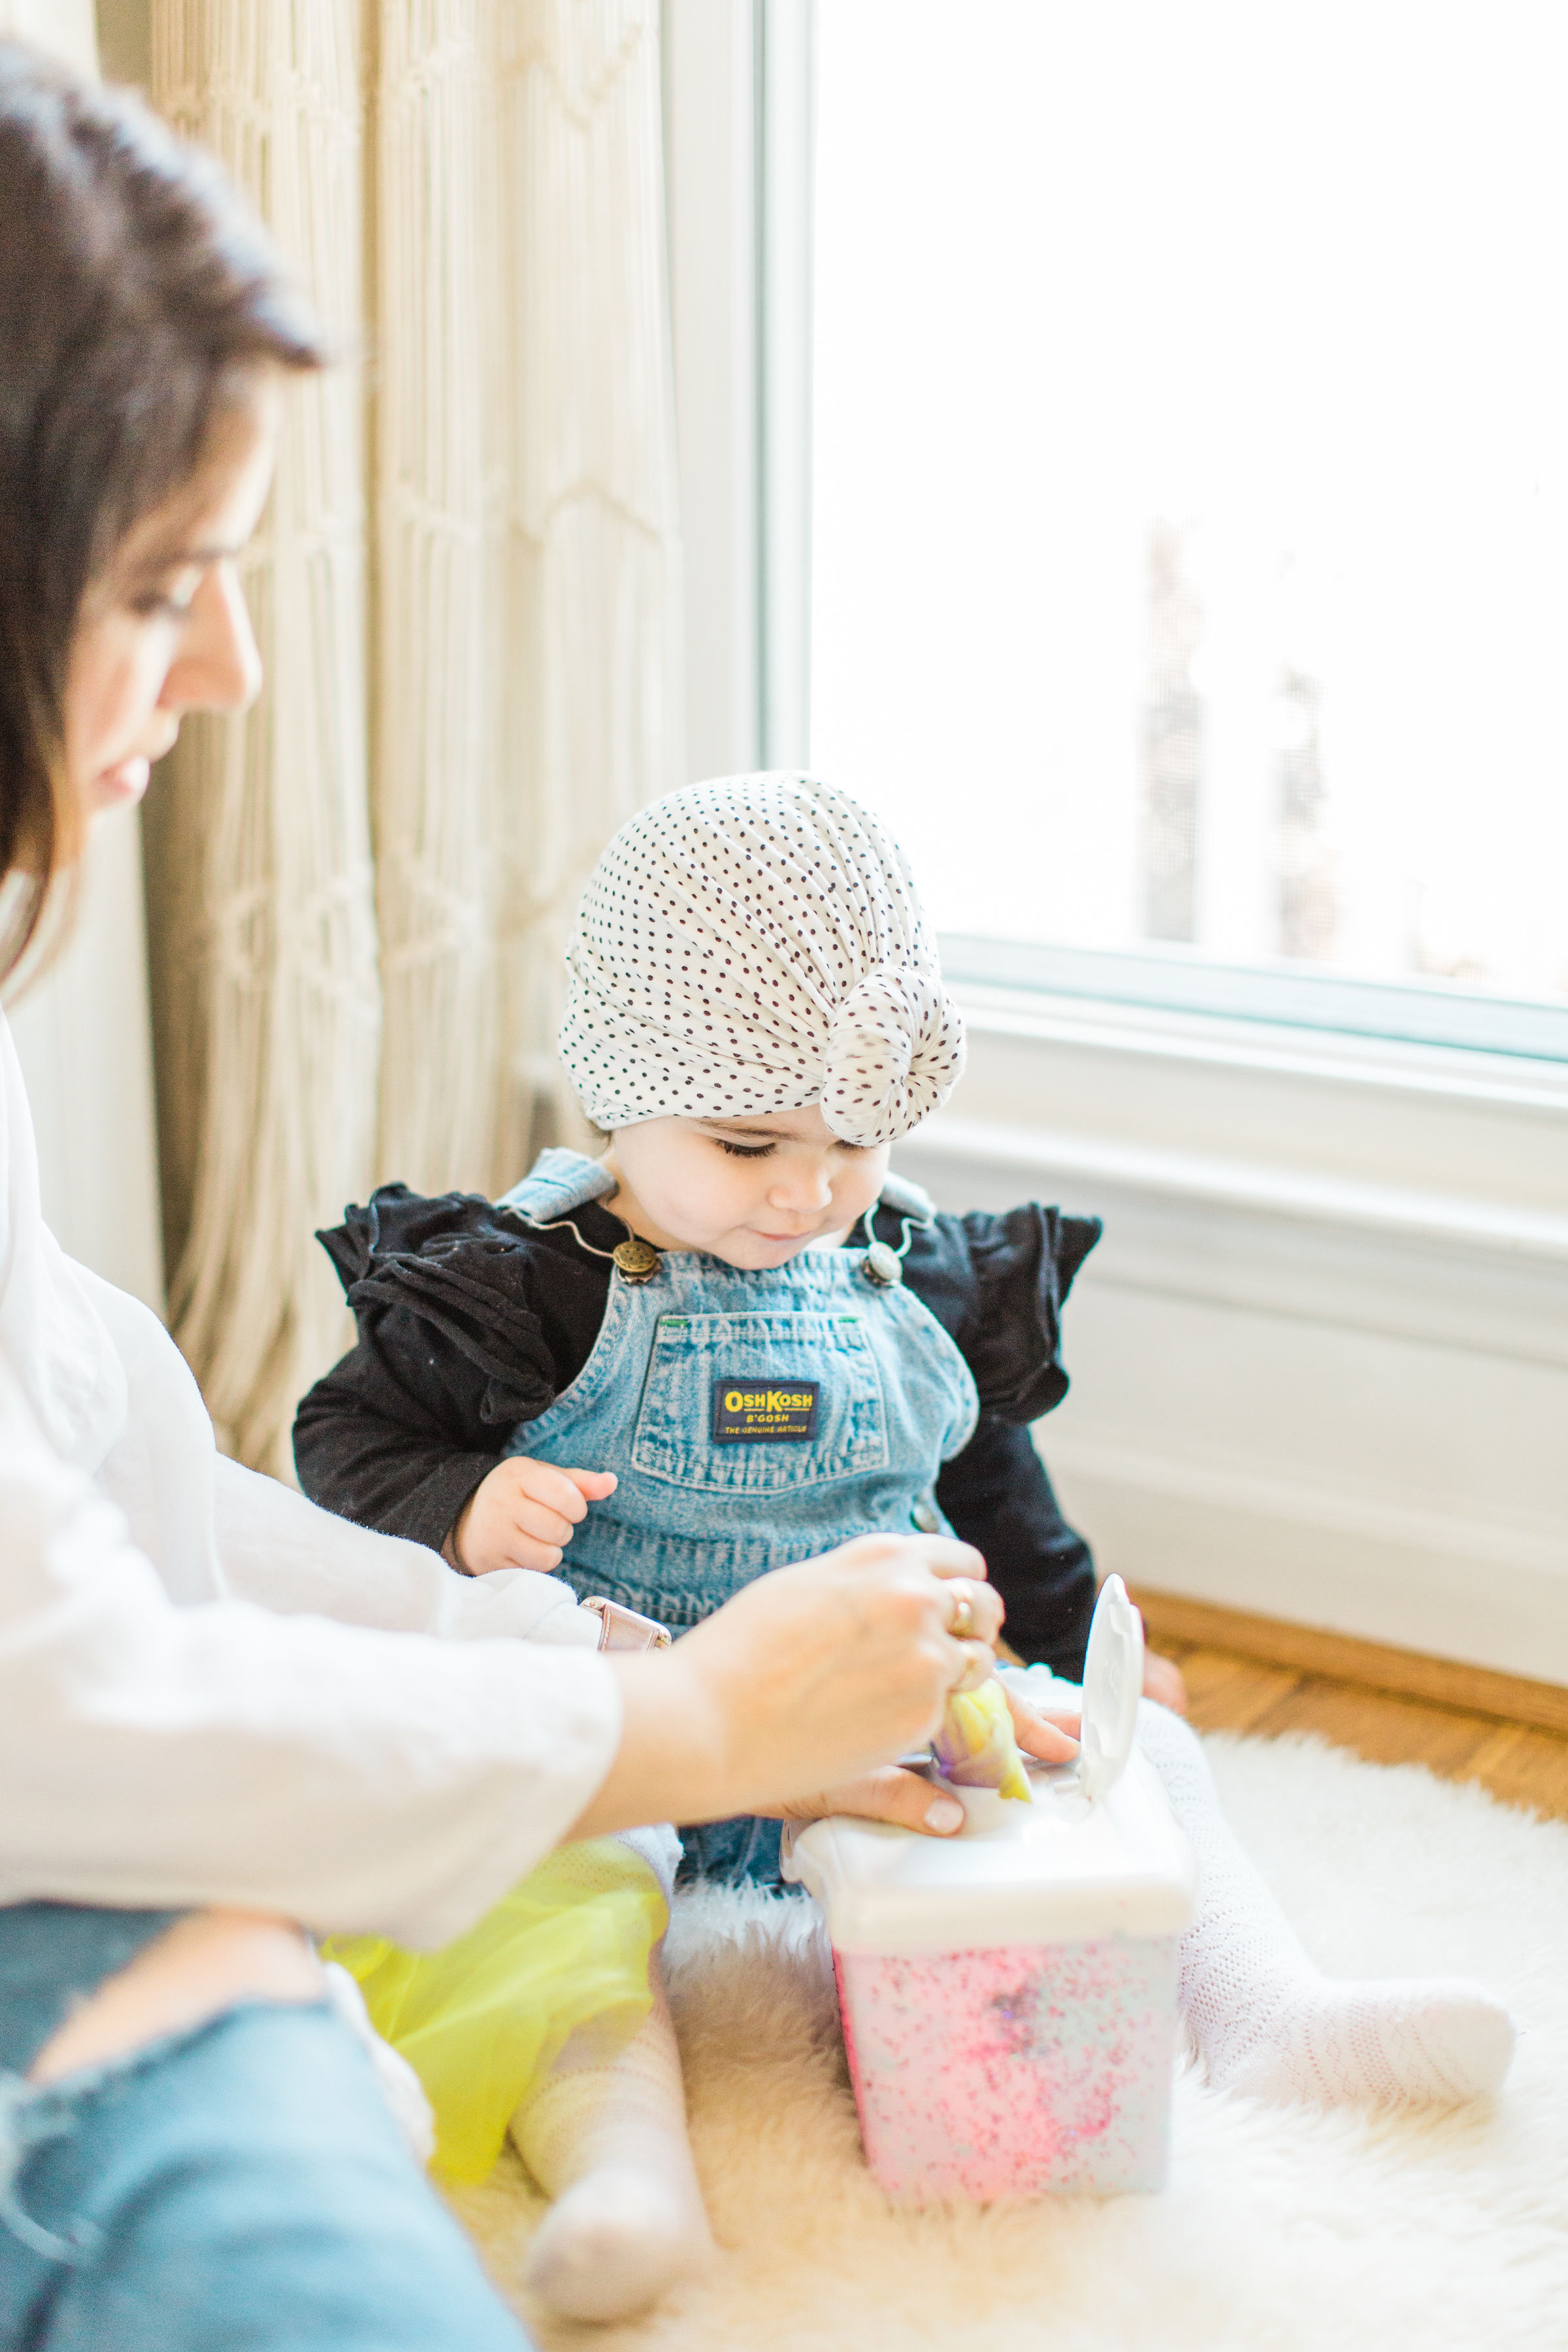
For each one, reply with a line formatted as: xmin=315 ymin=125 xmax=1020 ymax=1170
xmin=511 ymin=1968 xmax=713 ymax=2322
xmin=1137 ymin=1701 xmax=1514 ymax=2108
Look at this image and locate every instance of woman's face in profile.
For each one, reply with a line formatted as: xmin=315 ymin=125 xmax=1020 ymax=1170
xmin=65 ymin=375 xmax=280 ymax=827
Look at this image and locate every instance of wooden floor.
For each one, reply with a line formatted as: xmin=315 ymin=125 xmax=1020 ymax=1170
xmin=1166 ymin=1635 xmax=1568 ymax=1822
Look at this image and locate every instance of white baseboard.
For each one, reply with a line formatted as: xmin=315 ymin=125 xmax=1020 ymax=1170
xmin=1042 ymin=1428 xmax=1568 ymax=1688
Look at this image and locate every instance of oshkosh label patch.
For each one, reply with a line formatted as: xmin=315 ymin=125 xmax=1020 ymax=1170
xmin=711 ymin=1378 xmax=820 ymax=1444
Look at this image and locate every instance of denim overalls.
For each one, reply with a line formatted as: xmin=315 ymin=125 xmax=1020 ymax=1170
xmin=496 ymin=1149 xmax=981 ymax=1883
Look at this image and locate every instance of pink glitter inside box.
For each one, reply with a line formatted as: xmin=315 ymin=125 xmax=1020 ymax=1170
xmin=832 ymin=1925 xmax=1181 ymax=2201
xmin=785 ymin=1580 xmax=1197 ymax=2203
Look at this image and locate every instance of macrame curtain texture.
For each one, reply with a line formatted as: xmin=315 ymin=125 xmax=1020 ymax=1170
xmin=143 ymin=0 xmax=683 ymax=1477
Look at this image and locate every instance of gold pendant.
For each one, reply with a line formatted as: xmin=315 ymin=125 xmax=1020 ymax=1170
xmin=612 ymin=1235 xmax=662 ymax=1283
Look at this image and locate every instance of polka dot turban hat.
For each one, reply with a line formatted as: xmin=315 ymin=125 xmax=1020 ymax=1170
xmin=560 ymin=774 xmax=966 ymax=1147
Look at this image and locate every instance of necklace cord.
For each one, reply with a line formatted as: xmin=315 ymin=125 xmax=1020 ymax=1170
xmin=506 ymin=1204 xmax=638 ymax=1262
xmin=510 ymin=1199 xmax=933 ymax=1262
xmin=860 ymin=1203 xmax=934 ymax=1260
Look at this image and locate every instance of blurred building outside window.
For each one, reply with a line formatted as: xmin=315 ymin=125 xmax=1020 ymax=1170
xmin=809 ymin=0 xmax=1568 ymax=1037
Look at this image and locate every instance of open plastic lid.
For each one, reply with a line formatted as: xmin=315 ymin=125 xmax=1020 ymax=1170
xmin=1077 ymin=1575 xmax=1145 ymax=1803
xmin=781 ymin=1576 xmax=1196 ymax=1952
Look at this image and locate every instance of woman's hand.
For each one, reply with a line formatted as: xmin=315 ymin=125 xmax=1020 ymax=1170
xmin=568 ymin=1532 xmax=1002 ymax=1838
xmin=448 ymin=1460 xmax=617 ymax=1576
xmin=773 ymin=1681 xmax=1082 ymax=1838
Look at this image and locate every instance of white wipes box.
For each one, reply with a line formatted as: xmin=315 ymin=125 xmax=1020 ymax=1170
xmin=784 ymin=1579 xmax=1198 ymax=2201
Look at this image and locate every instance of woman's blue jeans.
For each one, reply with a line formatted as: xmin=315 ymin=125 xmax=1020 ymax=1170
xmin=0 ymin=1904 xmax=531 ymax=2351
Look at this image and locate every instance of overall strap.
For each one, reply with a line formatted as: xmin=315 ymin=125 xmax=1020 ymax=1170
xmin=877 ymin=1169 xmax=936 ymax=1220
xmin=499 ymin=1149 xmax=934 ymax=1235
xmin=497 ymin=1147 xmax=615 ymax=1222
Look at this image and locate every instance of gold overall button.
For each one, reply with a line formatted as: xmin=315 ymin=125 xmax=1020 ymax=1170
xmin=612 ymin=1236 xmax=661 ymax=1282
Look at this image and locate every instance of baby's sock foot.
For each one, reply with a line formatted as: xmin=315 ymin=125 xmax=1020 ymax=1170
xmin=523 ymin=2160 xmax=714 ymax=2323
xmin=1208 ymin=1975 xmax=1515 ymax=2110
xmin=1134 ymin=1703 xmax=1516 ymax=2115
xmin=513 ymin=1978 xmax=714 ymax=2321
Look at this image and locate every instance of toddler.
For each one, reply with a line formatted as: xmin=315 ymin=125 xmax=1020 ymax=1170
xmin=297 ymin=775 xmax=1514 ymax=2321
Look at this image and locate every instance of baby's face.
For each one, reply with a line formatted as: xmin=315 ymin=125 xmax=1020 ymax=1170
xmin=606 ymin=1105 xmax=891 ymax=1269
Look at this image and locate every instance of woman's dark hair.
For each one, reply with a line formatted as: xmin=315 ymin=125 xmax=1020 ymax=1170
xmin=0 ymin=42 xmax=327 ymax=981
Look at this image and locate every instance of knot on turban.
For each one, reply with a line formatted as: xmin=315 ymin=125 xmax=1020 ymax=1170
xmin=821 ymin=968 xmax=964 ymax=1147
xmin=559 ymin=773 xmax=964 ymax=1143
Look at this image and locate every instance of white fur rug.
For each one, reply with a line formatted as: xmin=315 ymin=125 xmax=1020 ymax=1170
xmin=452 ymin=1735 xmax=1568 ymax=2351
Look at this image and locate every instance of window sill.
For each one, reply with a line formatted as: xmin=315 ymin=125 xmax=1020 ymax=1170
xmin=900 ymin=1110 xmax=1568 ymax=1269
xmin=923 ymin=983 xmax=1565 ymax=1250
xmin=894 ymin=976 xmax=1568 ymax=1682
xmin=951 ymin=980 xmax=1568 ymax=1119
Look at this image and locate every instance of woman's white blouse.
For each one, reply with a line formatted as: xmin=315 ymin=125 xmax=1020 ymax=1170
xmin=0 ymin=1016 xmax=621 ymax=1949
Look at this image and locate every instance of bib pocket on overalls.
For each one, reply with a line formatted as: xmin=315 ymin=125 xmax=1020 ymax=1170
xmin=631 ymin=1310 xmax=889 ymax=1493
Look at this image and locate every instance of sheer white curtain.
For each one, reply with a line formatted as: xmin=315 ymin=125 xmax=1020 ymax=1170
xmin=147 ymin=2 xmax=380 ymax=1477
xmin=144 ymin=0 xmax=682 ymax=1476
xmin=374 ymin=6 xmax=683 ymax=1190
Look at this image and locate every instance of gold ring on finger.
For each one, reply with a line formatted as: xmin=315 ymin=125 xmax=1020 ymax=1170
xmin=947 ymin=1578 xmax=975 ymax=1641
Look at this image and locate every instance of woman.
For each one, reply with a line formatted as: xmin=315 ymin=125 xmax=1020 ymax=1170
xmin=0 ymin=48 xmax=1021 ymax=2351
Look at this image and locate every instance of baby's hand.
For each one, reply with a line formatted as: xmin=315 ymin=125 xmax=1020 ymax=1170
xmin=1002 ymin=1684 xmax=1082 ymax=1768
xmin=450 ymin=1460 xmax=617 ymax=1576
xmin=1141 ymin=1650 xmax=1189 ymax=1714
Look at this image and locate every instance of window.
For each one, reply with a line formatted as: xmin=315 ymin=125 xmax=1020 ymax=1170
xmin=809 ymin=0 xmax=1568 ymax=1041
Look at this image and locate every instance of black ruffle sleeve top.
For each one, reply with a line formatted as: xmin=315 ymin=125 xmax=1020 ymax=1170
xmin=293 ymin=1186 xmax=1103 ymax=1678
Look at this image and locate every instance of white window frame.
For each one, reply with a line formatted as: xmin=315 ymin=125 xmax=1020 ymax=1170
xmin=667 ymin=3 xmax=1568 ymax=1071
xmin=943 ymin=936 xmax=1568 ymax=1068
xmin=663 ymin=1 xmax=1568 ymax=1683
xmin=663 ymin=0 xmax=813 ymax=779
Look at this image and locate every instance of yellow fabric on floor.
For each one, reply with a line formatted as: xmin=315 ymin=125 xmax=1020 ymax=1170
xmin=324 ymin=1840 xmax=668 ymax=2184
